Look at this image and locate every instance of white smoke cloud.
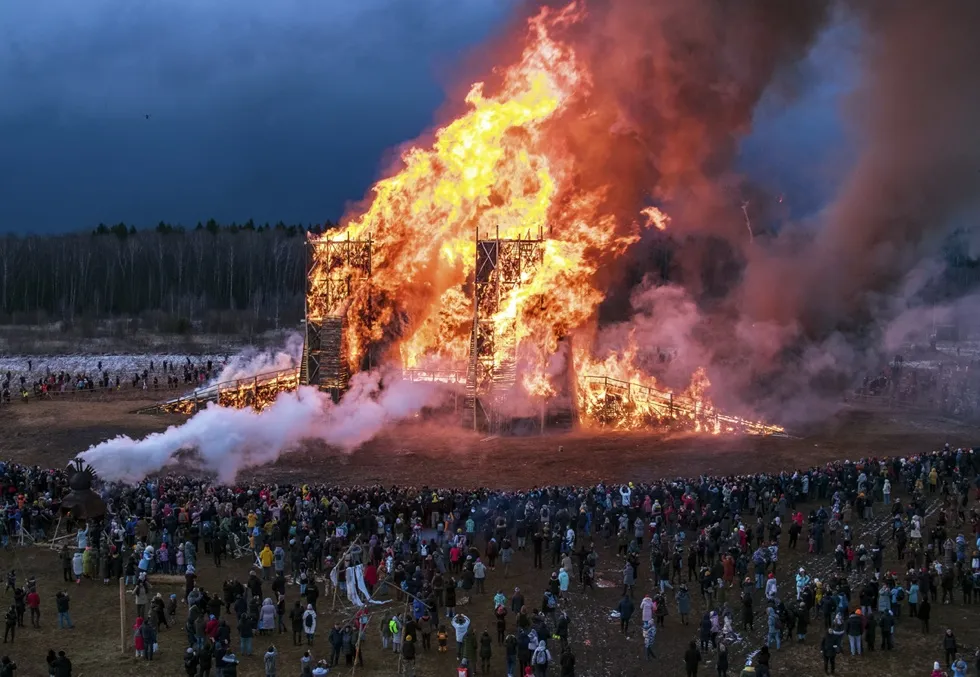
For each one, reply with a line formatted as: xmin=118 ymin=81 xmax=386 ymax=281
xmin=209 ymin=332 xmax=304 ymax=384
xmin=82 ymin=368 xmax=450 ymax=484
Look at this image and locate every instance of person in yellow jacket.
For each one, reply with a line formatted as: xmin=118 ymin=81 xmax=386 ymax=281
xmin=929 ymin=467 xmax=938 ymax=493
xmin=260 ymin=544 xmax=274 ymax=580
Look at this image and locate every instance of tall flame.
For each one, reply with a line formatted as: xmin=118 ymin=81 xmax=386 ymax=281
xmin=306 ymin=2 xmax=779 ymax=433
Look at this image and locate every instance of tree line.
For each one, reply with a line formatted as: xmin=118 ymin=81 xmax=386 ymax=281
xmin=1 ymin=218 xmax=977 ymax=337
xmin=0 ymin=219 xmax=338 ymax=334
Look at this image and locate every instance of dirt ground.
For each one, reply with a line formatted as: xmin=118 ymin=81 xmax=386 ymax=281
xmin=1 ymin=397 xmax=977 ymax=486
xmin=0 ymin=397 xmax=979 ymax=676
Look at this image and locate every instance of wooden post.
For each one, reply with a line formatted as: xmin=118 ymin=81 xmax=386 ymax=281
xmin=119 ymin=577 xmax=126 ymax=655
xmin=350 ymin=618 xmax=364 ymax=677
xmin=395 ymin=594 xmax=411 ymax=676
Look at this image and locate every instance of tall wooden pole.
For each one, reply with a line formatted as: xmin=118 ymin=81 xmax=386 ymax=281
xmin=119 ymin=577 xmax=126 ymax=655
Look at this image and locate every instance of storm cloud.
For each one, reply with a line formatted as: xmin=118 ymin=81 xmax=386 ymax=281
xmin=0 ymin=0 xmax=517 ymax=232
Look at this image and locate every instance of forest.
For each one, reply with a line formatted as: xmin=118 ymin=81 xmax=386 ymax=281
xmin=0 ymin=219 xmax=334 ymax=334
xmin=1 ymin=219 xmax=977 ymax=338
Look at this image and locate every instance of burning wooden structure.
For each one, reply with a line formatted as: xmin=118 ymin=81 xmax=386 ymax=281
xmin=302 ymin=234 xmax=373 ymax=400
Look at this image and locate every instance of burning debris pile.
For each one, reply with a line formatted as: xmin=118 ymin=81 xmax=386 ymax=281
xmin=141 ymin=369 xmax=301 ymax=416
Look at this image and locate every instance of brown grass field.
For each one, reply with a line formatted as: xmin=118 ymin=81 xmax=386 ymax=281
xmin=0 ymin=396 xmax=978 ymax=676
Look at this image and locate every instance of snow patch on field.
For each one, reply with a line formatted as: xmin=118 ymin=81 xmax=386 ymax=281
xmin=0 ymin=332 xmax=304 ymax=389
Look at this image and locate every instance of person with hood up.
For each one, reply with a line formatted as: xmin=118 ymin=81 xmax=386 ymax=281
xmin=617 ymin=594 xmax=634 ymax=635
xmin=260 ymin=545 xmax=274 ymax=580
xmin=222 ymin=652 xmax=239 ymax=677
xmin=918 ymin=597 xmax=931 ymax=634
xmin=391 ymin=615 xmax=404 ymax=655
xmin=183 ymin=647 xmax=198 ymax=677
xmin=479 ymin=629 xmax=492 ymax=674
xmin=259 ymin=598 xmax=276 ymax=635
xmin=133 ymin=617 xmax=145 ymax=658
xmin=640 ymin=594 xmax=654 ymax=626
xmin=931 ymin=661 xmax=945 ymax=677
xmin=558 ymin=568 xmax=569 ymax=597
xmin=677 ymin=584 xmax=692 ymax=625
xmin=463 ymin=629 xmax=478 ymax=666
xmin=765 ymin=573 xmax=778 ymax=601
xmin=699 ymin=612 xmax=714 ymax=652
xmin=302 ymin=605 xmax=317 ymax=645
xmin=71 ymin=551 xmax=83 ymax=584
xmin=151 ymin=593 xmax=168 ymax=630
xmin=623 ymin=562 xmax=635 ymax=597
xmin=643 ymin=620 xmax=656 ymax=660
xmin=795 ymin=569 xmax=810 ymax=600
xmin=263 ymin=645 xmax=278 ymax=677
xmin=531 ymin=640 xmax=551 ymax=677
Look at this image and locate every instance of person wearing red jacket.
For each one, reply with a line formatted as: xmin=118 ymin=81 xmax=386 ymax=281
xmin=25 ymin=590 xmax=39 ymax=629
xmin=205 ymin=614 xmax=219 ymax=640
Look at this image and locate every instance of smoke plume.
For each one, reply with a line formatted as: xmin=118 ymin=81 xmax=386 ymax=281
xmin=547 ymin=0 xmax=834 ymax=252
xmin=82 ymin=368 xmax=451 ymax=484
xmin=572 ymin=0 xmax=980 ymax=421
xmin=739 ymin=0 xmax=980 ymax=337
xmin=208 ymin=332 xmax=304 ymax=385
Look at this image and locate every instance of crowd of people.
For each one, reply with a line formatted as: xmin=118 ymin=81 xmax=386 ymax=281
xmin=1 ymin=444 xmax=980 ymax=676
xmin=0 ymin=357 xmax=222 ymax=404
xmin=859 ymin=354 xmax=980 ymax=420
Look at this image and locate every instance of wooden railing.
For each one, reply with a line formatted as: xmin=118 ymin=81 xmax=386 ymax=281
xmin=134 ymin=368 xmax=300 ymax=414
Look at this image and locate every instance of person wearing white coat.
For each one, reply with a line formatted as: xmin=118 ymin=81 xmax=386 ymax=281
xmin=302 ymin=605 xmax=317 ymax=644
xmin=71 ymin=551 xmax=83 ymax=583
xmin=451 ymin=613 xmax=470 ymax=659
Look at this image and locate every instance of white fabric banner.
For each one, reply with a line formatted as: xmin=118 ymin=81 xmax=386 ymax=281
xmin=330 ymin=563 xmax=389 ymax=607
xmin=354 ymin=564 xmax=388 ymax=606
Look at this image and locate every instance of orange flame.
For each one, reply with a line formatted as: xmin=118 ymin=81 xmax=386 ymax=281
xmin=303 ymin=2 xmax=780 ymax=435
xmin=641 ymin=206 xmax=670 ymax=231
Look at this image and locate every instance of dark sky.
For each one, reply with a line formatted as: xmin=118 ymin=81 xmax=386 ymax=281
xmin=0 ymin=0 xmax=849 ymax=234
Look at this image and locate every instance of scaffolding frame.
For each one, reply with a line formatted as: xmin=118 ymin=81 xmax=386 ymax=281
xmin=465 ymin=226 xmax=545 ymax=433
xmin=303 ymin=233 xmax=372 ymax=397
